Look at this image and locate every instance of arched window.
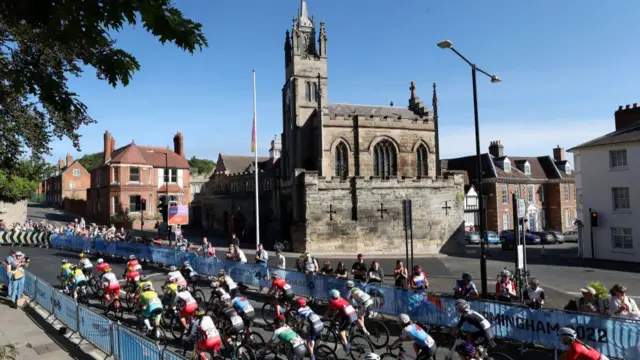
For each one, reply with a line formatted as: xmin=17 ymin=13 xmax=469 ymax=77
xmin=334 ymin=142 xmax=349 ymax=180
xmin=416 ymin=144 xmax=428 ymax=178
xmin=305 ymin=82 xmax=311 ymax=101
xmin=373 ymin=139 xmax=397 ymax=179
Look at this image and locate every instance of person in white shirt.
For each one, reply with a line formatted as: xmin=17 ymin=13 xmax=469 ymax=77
xmin=275 ymin=249 xmax=286 ymax=269
xmin=523 ymin=278 xmax=545 ymax=309
xmin=609 ymin=284 xmax=640 ymax=320
xmin=234 ymin=246 xmax=247 ymax=264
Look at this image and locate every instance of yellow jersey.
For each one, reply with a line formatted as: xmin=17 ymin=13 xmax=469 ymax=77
xmin=61 ymin=263 xmax=72 ymax=271
xmin=137 ymin=281 xmax=153 ymax=292
xmin=72 ymin=269 xmax=84 ymax=277
xmin=140 ymin=290 xmax=161 ymax=306
xmin=165 ymin=283 xmax=178 ymax=296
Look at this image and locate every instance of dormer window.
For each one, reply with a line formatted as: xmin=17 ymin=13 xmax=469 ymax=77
xmin=524 ymin=162 xmax=531 ymax=175
xmin=503 ymin=159 xmax=511 ymax=172
xmin=565 ymin=163 xmax=572 ymax=174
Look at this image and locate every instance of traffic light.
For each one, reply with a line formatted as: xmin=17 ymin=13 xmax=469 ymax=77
xmin=141 ymin=198 xmax=147 ymax=211
xmin=591 ymin=211 xmax=598 ymax=227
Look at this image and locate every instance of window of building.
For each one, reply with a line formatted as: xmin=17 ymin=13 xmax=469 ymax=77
xmin=305 ymin=82 xmax=311 ymax=101
xmin=113 ymin=168 xmax=119 ymax=184
xmin=113 ymin=196 xmax=120 ymax=214
xmin=373 ymin=139 xmax=397 ymax=179
xmin=564 ymin=184 xmax=570 ymax=201
xmin=164 ymin=169 xmax=178 ymax=183
xmin=416 ymin=144 xmax=428 ymax=178
xmin=565 ymin=163 xmax=572 ymax=174
xmin=73 ymin=169 xmax=80 ymax=177
xmin=564 ymin=210 xmax=572 ymax=227
xmin=501 ymin=184 xmax=508 ymax=204
xmin=528 ymin=184 xmax=535 ymax=203
xmin=503 ymin=159 xmax=511 ymax=172
xmin=611 ymin=227 xmax=633 ymax=250
xmin=334 ymin=142 xmax=349 ymax=180
xmin=129 ymin=167 xmax=140 ymax=182
xmin=515 ymin=185 xmax=521 ymax=199
xmin=503 ymin=213 xmax=510 ymax=231
xmin=129 ymin=195 xmax=141 ymax=212
xmin=524 ymin=162 xmax=531 ymax=175
xmin=612 ymin=187 xmax=630 ymax=210
xmin=609 ymin=150 xmax=628 ymax=169
xmin=539 ymin=185 xmax=545 ymax=202
xmin=69 ymin=181 xmax=75 ymax=189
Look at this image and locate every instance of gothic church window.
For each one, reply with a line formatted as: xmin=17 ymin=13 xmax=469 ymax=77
xmin=416 ymin=144 xmax=428 ymax=178
xmin=373 ymin=139 xmax=397 ymax=179
xmin=335 ymin=142 xmax=349 ymax=180
xmin=313 ymin=82 xmax=319 ymax=102
xmin=305 ymin=82 xmax=311 ymax=101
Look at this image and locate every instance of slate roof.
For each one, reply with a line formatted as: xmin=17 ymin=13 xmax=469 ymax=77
xmin=568 ymin=122 xmax=640 ymax=151
xmin=216 ymin=154 xmax=270 ymax=175
xmin=325 ymin=103 xmax=429 ymax=120
xmin=108 ymin=144 xmax=189 ymax=168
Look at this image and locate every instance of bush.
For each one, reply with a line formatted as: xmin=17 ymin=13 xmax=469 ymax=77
xmin=0 ymin=171 xmax=38 ymax=202
xmin=587 ymin=281 xmax=609 ymax=299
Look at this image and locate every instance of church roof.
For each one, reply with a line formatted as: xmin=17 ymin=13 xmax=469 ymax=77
xmin=326 ymin=103 xmax=428 ymax=120
xmin=216 ymin=154 xmax=270 ymax=175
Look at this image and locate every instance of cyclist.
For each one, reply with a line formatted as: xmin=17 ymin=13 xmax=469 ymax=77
xmin=364 ymin=354 xmax=381 ymax=360
xmin=323 ymin=289 xmax=357 ymax=353
xmin=455 ymin=343 xmax=480 ymax=360
xmin=451 ymin=299 xmax=494 ymax=359
xmin=165 ymin=265 xmax=188 ymax=288
xmin=231 ymin=295 xmax=255 ymax=327
xmin=268 ymin=317 xmax=307 ymax=360
xmin=345 ymin=280 xmax=373 ymax=336
xmin=524 ymin=278 xmax=545 ymax=309
xmin=454 ymin=273 xmax=479 ymax=300
xmin=163 ymin=277 xmax=180 ymax=307
xmin=267 ymin=273 xmax=295 ymax=320
xmin=95 ymin=258 xmax=110 ymax=277
xmin=558 ymin=327 xmax=608 ymax=360
xmin=208 ymin=282 xmax=229 ymax=314
xmin=217 ymin=269 xmax=239 ymax=296
xmin=410 ymin=264 xmax=429 ymax=291
xmin=136 ymin=275 xmax=153 ymax=296
xmin=59 ymin=259 xmax=73 ymax=287
xmin=78 ymin=253 xmax=93 ymax=277
xmin=138 ymin=283 xmax=163 ymax=334
xmin=124 ymin=263 xmax=141 ymax=291
xmin=124 ymin=254 xmax=143 ymax=278
xmin=180 ymin=261 xmax=198 ymax=285
xmin=295 ymin=298 xmax=323 ymax=360
xmin=388 ymin=313 xmax=437 ymax=360
xmin=100 ymin=266 xmax=120 ymax=303
xmin=220 ymin=294 xmax=246 ymax=335
xmin=173 ymin=284 xmax=199 ymax=332
xmin=69 ymin=265 xmax=88 ymax=299
xmin=184 ymin=308 xmax=222 ymax=360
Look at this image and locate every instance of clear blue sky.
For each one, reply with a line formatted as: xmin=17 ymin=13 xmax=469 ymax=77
xmin=46 ymin=0 xmax=640 ymax=164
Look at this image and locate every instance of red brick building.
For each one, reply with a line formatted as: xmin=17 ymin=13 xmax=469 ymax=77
xmin=43 ymin=154 xmax=91 ymax=206
xmin=444 ymin=141 xmax=577 ymax=233
xmin=86 ymin=131 xmax=191 ymax=225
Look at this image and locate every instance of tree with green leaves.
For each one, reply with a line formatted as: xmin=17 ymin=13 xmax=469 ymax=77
xmin=0 ymin=0 xmax=208 ymax=172
xmin=0 ymin=343 xmax=18 ymax=360
xmin=77 ymin=152 xmax=105 ymax=172
xmin=188 ymin=156 xmax=216 ymax=175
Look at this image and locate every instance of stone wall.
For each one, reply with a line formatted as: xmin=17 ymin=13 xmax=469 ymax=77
xmin=291 ymin=171 xmax=466 ymax=255
xmin=0 ymin=200 xmax=28 ymax=225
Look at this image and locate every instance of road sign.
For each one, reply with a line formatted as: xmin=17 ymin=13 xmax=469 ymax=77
xmin=168 ymin=205 xmax=189 ymax=226
xmin=517 ymin=199 xmax=526 ymax=219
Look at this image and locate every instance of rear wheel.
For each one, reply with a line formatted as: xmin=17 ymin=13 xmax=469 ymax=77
xmin=348 ymin=334 xmax=374 ymax=360
xmin=194 ymin=289 xmax=207 ymax=306
xmin=261 ymin=303 xmax=277 ymax=326
xmin=314 ymin=344 xmax=338 ymax=360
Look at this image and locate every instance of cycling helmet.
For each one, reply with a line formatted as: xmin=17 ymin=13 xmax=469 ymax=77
xmin=529 ymin=278 xmax=539 ymax=285
xmin=218 ymin=269 xmax=226 ymax=276
xmin=97 ymin=258 xmax=104 ymax=264
xmin=364 ymin=354 xmax=381 ymax=360
xmin=296 ymin=298 xmax=307 ymax=307
xmin=194 ymin=308 xmax=205 ymax=318
xmin=558 ymin=327 xmax=577 ymax=340
xmin=455 ymin=299 xmax=470 ymax=312
xmin=412 ymin=264 xmax=422 ymax=273
xmin=177 ymin=285 xmax=187 ymax=292
xmin=61 ymin=259 xmax=68 ymax=264
xmin=183 ymin=261 xmax=190 ymax=267
xmin=455 ymin=343 xmax=476 ymax=357
xmin=129 ymin=255 xmax=136 ymax=260
xmin=71 ymin=265 xmax=78 ymax=270
xmin=397 ymin=313 xmax=410 ymax=326
xmin=274 ymin=316 xmax=284 ymax=326
xmin=345 ymin=280 xmax=355 ymax=289
xmin=140 ymin=275 xmax=148 ymax=282
xmin=142 ymin=283 xmax=153 ymax=291
xmin=500 ymin=269 xmax=511 ymax=277
xmin=329 ymin=289 xmax=340 ymax=299
xmin=169 ymin=265 xmax=177 ymax=272
xmin=462 ymin=273 xmax=472 ymax=281
xmin=271 ymin=272 xmax=280 ymax=279
xmin=79 ymin=253 xmax=85 ymax=258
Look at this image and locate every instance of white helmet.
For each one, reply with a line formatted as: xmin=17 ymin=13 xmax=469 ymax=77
xmin=558 ymin=327 xmax=577 ymax=340
xmin=455 ymin=299 xmax=470 ymax=312
xmin=364 ymin=353 xmax=381 ymax=360
xmin=500 ymin=269 xmax=511 ymax=277
xmin=97 ymin=258 xmax=104 ymax=264
xmin=397 ymin=313 xmax=410 ymax=326
xmin=345 ymin=280 xmax=355 ymax=289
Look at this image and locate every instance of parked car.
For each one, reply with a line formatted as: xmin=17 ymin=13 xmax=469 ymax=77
xmin=563 ymin=230 xmax=578 ymax=242
xmin=530 ymin=230 xmax=556 ymax=244
xmin=548 ymin=231 xmax=565 ymax=244
xmin=484 ymin=231 xmax=500 ymax=244
xmin=498 ymin=230 xmax=541 ymax=250
xmin=465 ymin=231 xmax=481 ymax=244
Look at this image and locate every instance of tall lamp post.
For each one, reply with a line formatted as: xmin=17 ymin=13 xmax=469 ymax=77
xmin=437 ymin=39 xmax=501 ymax=298
xmin=164 ymin=152 xmax=170 ymax=245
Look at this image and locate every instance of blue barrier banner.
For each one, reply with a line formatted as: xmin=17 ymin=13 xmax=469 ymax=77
xmin=93 ymin=239 xmax=109 ymax=253
xmin=192 ymin=256 xmax=220 ymax=277
xmin=24 ymin=272 xmax=36 ymax=298
xmin=150 ymin=247 xmax=178 ymax=266
xmin=114 ymin=242 xmax=151 ymax=260
xmin=35 ymin=278 xmax=54 ymax=312
xmin=78 ymin=305 xmax=113 ymax=354
xmin=112 ymin=322 xmax=120 ymax=360
xmin=53 ymin=291 xmax=78 ymax=331
xmin=117 ymin=325 xmax=160 ymax=360
xmin=50 ymin=234 xmax=91 ymax=251
xmin=162 ymin=349 xmax=187 ymax=360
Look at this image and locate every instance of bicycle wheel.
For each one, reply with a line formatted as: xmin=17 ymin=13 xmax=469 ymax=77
xmin=244 ymin=331 xmax=265 ymax=349
xmin=355 ymin=318 xmax=389 ymax=349
xmin=194 ymin=289 xmax=207 ymax=306
xmin=125 ymin=292 xmax=135 ymax=311
xmin=261 ymin=303 xmax=277 ymax=326
xmin=349 ymin=334 xmax=374 ymax=360
xmin=233 ymin=345 xmax=256 ymax=360
xmin=379 ymin=352 xmax=399 ymax=360
xmin=314 ymin=344 xmax=339 ymax=360
xmin=317 ymin=326 xmax=340 ymax=352
xmin=488 ymin=352 xmax=515 ymax=360
xmin=169 ymin=316 xmax=185 ymax=341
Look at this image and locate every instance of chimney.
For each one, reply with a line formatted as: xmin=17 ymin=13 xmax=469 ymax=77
xmin=103 ymin=130 xmax=112 ymax=163
xmin=111 ymin=137 xmax=116 ymax=153
xmin=553 ymin=145 xmax=565 ymax=162
xmin=65 ymin=153 xmax=73 ymax=166
xmin=58 ymin=159 xmax=65 ymax=170
xmin=173 ymin=132 xmax=184 ymax=157
xmin=614 ymin=103 xmax=640 ymax=131
xmin=488 ymin=140 xmax=504 ymax=158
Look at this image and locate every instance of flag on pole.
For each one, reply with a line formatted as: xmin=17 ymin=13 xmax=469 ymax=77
xmin=251 ymin=114 xmax=256 ymax=153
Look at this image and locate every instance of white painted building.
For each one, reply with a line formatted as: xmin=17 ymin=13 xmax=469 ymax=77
xmin=569 ymin=103 xmax=640 ymax=263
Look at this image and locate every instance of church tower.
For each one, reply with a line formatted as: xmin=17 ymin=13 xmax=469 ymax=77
xmin=282 ymin=0 xmax=328 ymax=176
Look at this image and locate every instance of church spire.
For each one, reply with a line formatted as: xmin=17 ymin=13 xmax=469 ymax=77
xmin=433 ymin=82 xmax=442 ymax=177
xmin=298 ymin=0 xmax=313 ymax=28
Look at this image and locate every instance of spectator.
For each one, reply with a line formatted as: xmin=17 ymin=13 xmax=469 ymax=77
xmin=495 ymin=269 xmax=516 ymax=302
xmin=351 ymin=254 xmax=367 ymax=282
xmin=8 ymin=252 xmax=27 ymax=307
xmin=234 ymin=245 xmax=247 ymax=264
xmin=230 ymin=233 xmax=240 ymax=247
xmin=575 ymin=286 xmax=604 ymax=314
xmin=225 ymin=245 xmax=235 ymax=261
xmin=274 ymin=249 xmax=285 ymax=269
xmin=0 ymin=219 xmax=5 ymax=231
xmin=202 ymin=237 xmax=216 ymax=258
xmin=320 ymin=261 xmax=334 ymax=276
xmin=1 ymin=250 xmax=18 ymax=293
xmin=255 ymin=243 xmax=268 ymax=265
xmin=300 ymin=253 xmax=319 ymax=275
xmin=333 ymin=261 xmax=348 ymax=279
xmin=609 ymin=284 xmax=640 ymax=319
xmin=367 ymin=261 xmax=384 ymax=284
xmin=523 ymin=278 xmax=544 ymax=309
xmin=454 ymin=273 xmax=479 ymax=300
xmin=393 ymin=260 xmax=408 ymax=288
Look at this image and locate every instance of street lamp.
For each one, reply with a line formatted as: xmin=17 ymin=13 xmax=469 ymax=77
xmin=438 ymin=39 xmax=501 ymax=298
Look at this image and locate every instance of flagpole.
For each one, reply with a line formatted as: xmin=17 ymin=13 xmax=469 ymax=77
xmin=253 ymin=69 xmax=260 ymax=250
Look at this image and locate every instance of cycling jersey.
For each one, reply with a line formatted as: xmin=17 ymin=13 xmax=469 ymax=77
xmin=495 ymin=280 xmax=515 ymax=297
xmin=165 ymin=283 xmax=179 ymax=297
xmin=222 ymin=307 xmax=245 ymax=334
xmin=101 ymin=272 xmax=119 ymax=286
xmin=411 ymin=272 xmax=428 ymax=288
xmin=401 ymin=324 xmax=435 ymax=349
xmin=174 ymin=290 xmax=198 ymax=318
xmin=127 ymin=259 xmax=142 ymax=273
xmin=181 ymin=266 xmax=197 ymax=280
xmin=61 ymin=264 xmax=72 ymax=278
xmin=140 ymin=291 xmax=163 ymax=317
xmin=137 ymin=281 xmax=153 ymax=293
xmin=167 ymin=271 xmax=187 ymax=286
xmin=126 ymin=270 xmax=140 ymax=284
xmin=95 ymin=262 xmax=109 ymax=275
xmin=328 ymin=297 xmax=357 ymax=328
xmin=455 ymin=310 xmax=491 ymax=331
xmin=348 ymin=287 xmax=373 ymax=307
xmin=231 ymin=297 xmax=254 ymax=316
xmin=271 ymin=325 xmax=306 ymax=350
xmin=271 ymin=278 xmax=294 ymax=297
xmin=72 ymin=269 xmax=87 ymax=286
xmin=79 ymin=258 xmax=93 ymax=269
xmin=220 ymin=275 xmax=237 ymax=291
xmin=297 ymin=306 xmax=324 ymax=337
xmin=565 ymin=341 xmax=604 ymax=360
xmin=213 ymin=287 xmax=228 ymax=300
xmin=188 ymin=316 xmax=222 ymax=352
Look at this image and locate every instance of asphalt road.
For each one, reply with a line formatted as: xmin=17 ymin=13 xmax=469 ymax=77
xmin=11 ymin=246 xmax=559 ymax=360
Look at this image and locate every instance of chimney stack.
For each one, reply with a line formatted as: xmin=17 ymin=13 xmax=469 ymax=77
xmin=65 ymin=153 xmax=73 ymax=166
xmin=553 ymin=145 xmax=565 ymax=162
xmin=58 ymin=159 xmax=65 ymax=170
xmin=488 ymin=140 xmax=504 ymax=158
xmin=111 ymin=137 xmax=116 ymax=153
xmin=104 ymin=130 xmax=112 ymax=163
xmin=615 ymin=103 xmax=640 ymax=131
xmin=173 ymin=132 xmax=184 ymax=157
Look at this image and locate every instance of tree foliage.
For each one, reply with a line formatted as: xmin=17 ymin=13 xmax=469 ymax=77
xmin=0 ymin=343 xmax=18 ymax=360
xmin=188 ymin=156 xmax=215 ymax=175
xmin=77 ymin=152 xmax=105 ymax=171
xmin=0 ymin=0 xmax=208 ymax=171
xmin=0 ymin=159 xmax=56 ymax=202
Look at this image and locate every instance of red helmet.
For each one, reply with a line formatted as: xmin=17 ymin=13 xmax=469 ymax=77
xmin=296 ymin=298 xmax=307 ymax=307
xmin=412 ymin=264 xmax=422 ymax=273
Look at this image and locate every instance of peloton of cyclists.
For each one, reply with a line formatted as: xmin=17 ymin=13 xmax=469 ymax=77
xmin=324 ymin=289 xmax=357 ymax=353
xmin=266 ymin=273 xmax=295 ymax=319
xmin=388 ymin=313 xmax=437 ymax=360
xmin=345 ymin=280 xmax=373 ymax=336
xmin=184 ymin=308 xmax=223 ymax=360
xmin=294 ymin=297 xmax=324 ymax=360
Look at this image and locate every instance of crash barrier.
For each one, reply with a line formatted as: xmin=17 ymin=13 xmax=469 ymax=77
xmin=0 ymin=230 xmax=51 ymax=246
xmin=48 ymin=234 xmax=640 ymax=360
xmin=22 ymin=269 xmax=186 ymax=360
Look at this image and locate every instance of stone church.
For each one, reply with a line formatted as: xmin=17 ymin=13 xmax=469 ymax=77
xmin=278 ymin=0 xmax=466 ymax=254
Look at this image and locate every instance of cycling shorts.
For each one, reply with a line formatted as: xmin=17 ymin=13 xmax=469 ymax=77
xmin=196 ymin=336 xmax=222 ymax=352
xmin=180 ymin=301 xmax=198 ymax=318
xmin=415 ymin=344 xmax=437 ymax=360
xmin=73 ymin=279 xmax=87 ymax=290
xmin=290 ymin=344 xmax=306 ymax=360
xmin=339 ymin=313 xmax=357 ymax=332
xmin=279 ymin=291 xmax=295 ymax=303
xmin=358 ymin=302 xmax=373 ymax=317
xmin=106 ymin=283 xmax=121 ymax=296
xmin=143 ymin=302 xmax=163 ymax=318
xmin=470 ymin=328 xmax=494 ymax=348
